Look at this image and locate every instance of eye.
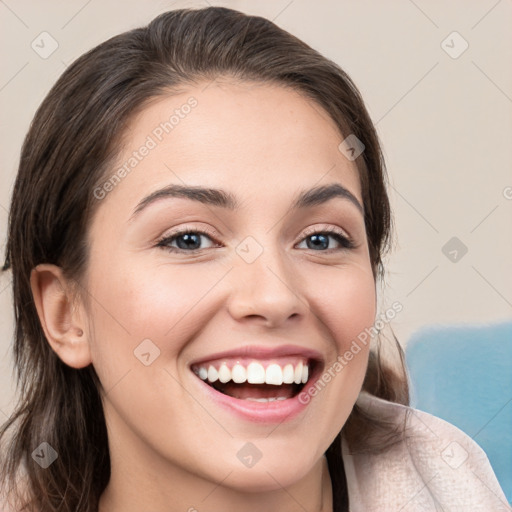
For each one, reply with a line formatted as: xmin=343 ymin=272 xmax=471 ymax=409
xmin=296 ymin=226 xmax=355 ymax=252
xmin=156 ymin=227 xmax=220 ymax=253
xmin=156 ymin=225 xmax=355 ymax=254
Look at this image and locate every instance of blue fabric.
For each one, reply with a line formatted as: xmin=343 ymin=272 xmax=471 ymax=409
xmin=405 ymin=322 xmax=512 ymax=504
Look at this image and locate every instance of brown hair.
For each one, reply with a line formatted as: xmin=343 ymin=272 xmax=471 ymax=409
xmin=0 ymin=6 xmax=408 ymax=511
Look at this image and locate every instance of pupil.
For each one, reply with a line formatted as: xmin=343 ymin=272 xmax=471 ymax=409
xmin=309 ymin=234 xmax=328 ymax=250
xmin=177 ymin=233 xmax=201 ymax=250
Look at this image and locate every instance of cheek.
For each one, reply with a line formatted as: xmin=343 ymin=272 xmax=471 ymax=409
xmin=305 ymin=262 xmax=376 ymax=354
xmin=299 ymin=263 xmax=375 ymax=417
xmin=84 ymin=260 xmax=223 ymax=373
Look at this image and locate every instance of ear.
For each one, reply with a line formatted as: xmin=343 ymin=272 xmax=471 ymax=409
xmin=30 ymin=263 xmax=92 ymax=369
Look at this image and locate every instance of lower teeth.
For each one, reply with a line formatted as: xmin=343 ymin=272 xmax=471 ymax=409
xmin=245 ymin=397 xmax=288 ymax=402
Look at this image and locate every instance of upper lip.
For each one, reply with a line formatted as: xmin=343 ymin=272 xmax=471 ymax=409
xmin=189 ymin=344 xmax=324 ymax=367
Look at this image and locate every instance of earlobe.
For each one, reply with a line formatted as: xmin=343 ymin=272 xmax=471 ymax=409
xmin=30 ymin=264 xmax=92 ymax=369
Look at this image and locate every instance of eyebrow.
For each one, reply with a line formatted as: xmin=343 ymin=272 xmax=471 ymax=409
xmin=130 ymin=182 xmax=364 ymax=219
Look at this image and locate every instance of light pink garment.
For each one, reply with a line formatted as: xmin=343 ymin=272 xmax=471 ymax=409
xmin=343 ymin=392 xmax=511 ymax=511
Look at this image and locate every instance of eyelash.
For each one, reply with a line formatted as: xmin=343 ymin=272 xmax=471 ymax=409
xmin=156 ymin=225 xmax=356 ymax=254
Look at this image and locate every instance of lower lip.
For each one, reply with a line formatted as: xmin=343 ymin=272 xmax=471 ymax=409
xmin=192 ymin=367 xmax=321 ymax=424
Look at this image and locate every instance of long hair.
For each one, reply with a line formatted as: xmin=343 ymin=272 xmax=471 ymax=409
xmin=0 ymin=7 xmax=408 ymax=511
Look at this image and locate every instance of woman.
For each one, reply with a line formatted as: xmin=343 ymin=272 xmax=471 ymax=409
xmin=0 ymin=6 xmax=508 ymax=512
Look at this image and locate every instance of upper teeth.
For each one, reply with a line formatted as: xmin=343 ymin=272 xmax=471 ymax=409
xmin=195 ymin=361 xmax=309 ymax=385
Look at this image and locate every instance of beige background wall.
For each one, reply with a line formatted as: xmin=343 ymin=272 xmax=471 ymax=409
xmin=1 ymin=0 xmax=511 ymax=417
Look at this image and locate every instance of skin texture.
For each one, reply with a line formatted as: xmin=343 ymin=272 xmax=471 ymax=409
xmin=30 ymin=79 xmax=377 ymax=512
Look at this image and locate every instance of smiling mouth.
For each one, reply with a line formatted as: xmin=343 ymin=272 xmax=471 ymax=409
xmin=191 ymin=359 xmax=318 ymax=402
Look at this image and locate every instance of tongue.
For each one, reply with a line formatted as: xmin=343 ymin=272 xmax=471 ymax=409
xmin=213 ymin=382 xmax=297 ymax=400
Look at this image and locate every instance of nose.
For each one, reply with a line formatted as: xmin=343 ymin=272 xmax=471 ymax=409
xmin=226 ymin=244 xmax=309 ymax=328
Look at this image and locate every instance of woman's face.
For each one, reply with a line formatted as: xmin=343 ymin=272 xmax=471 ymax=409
xmin=84 ymin=80 xmax=376 ymax=495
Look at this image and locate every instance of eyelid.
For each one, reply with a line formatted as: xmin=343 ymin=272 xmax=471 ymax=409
xmin=300 ymin=224 xmax=351 ymax=240
xmin=158 ymin=224 xmax=219 ymax=239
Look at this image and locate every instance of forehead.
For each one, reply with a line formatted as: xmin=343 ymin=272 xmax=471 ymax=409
xmin=103 ymin=79 xmax=362 ymax=210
